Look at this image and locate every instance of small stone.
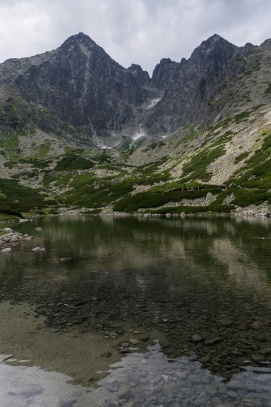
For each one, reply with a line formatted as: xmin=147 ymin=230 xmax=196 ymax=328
xmin=250 ymin=321 xmax=262 ymax=330
xmin=190 ymin=334 xmax=203 ymax=343
xmin=105 ymin=380 xmax=120 ymax=392
xmin=204 ymin=337 xmax=221 ymax=346
xmin=199 ymin=355 xmax=210 ymax=363
xmin=101 ymin=351 xmax=112 ymax=358
xmin=129 ymin=338 xmax=140 ymax=345
xmin=1 ymin=248 xmax=11 ymax=253
xmin=9 ymin=236 xmax=19 ymax=243
xmin=0 ymin=354 xmax=13 ymax=362
xmin=216 ymin=318 xmax=233 ymax=327
xmin=227 ymin=390 xmax=238 ymax=398
xmin=109 ymin=331 xmax=118 ymax=339
xmin=120 ymin=342 xmax=129 ymax=347
xmin=48 ymin=328 xmax=59 ymax=333
xmin=186 ymin=350 xmax=196 ymax=357
xmin=259 ymin=347 xmax=271 ymax=356
xmin=129 ymin=379 xmax=139 ymax=387
xmin=139 ymin=334 xmax=150 ymax=341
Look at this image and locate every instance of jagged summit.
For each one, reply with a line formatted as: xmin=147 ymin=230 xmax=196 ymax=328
xmin=203 ymin=33 xmax=228 ymax=43
xmin=128 ymin=64 xmax=150 ymax=86
xmin=61 ymin=32 xmax=97 ymax=46
xmin=151 ymin=58 xmax=179 ymax=90
xmin=195 ymin=34 xmax=237 ymax=51
xmin=0 ymin=32 xmax=269 ymax=143
xmin=191 ymin=34 xmax=238 ymax=59
xmin=143 ymin=33 xmax=239 ymax=135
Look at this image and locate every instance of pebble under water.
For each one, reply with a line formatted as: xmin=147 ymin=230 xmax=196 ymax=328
xmin=1 ymin=341 xmax=271 ymax=406
xmin=1 ymin=215 xmax=271 ymax=405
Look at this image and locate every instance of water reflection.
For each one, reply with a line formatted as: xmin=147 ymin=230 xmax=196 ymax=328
xmin=95 ymin=342 xmax=271 ymax=407
xmin=2 ymin=342 xmax=271 ymax=406
xmin=1 ymin=215 xmax=271 ymax=389
xmin=0 ymin=362 xmax=89 ymax=407
xmin=1 ymin=215 xmax=271 ymax=287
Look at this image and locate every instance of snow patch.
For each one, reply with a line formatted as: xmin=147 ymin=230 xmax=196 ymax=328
xmin=132 ymin=126 xmax=146 ymax=141
xmin=146 ymin=98 xmax=162 ymax=109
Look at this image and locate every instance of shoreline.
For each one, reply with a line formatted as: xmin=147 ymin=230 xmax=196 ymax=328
xmin=5 ymin=204 xmax=271 ymax=222
xmin=0 ymin=301 xmax=165 ymax=387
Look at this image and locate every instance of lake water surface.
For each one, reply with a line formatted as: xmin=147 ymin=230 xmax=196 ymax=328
xmin=1 ymin=215 xmax=271 ymax=406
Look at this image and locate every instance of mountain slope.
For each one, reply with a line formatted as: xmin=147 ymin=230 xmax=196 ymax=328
xmin=0 ymin=33 xmax=152 ymax=142
xmin=144 ymin=35 xmax=239 ymax=134
xmin=0 ymin=33 xmax=271 ymax=218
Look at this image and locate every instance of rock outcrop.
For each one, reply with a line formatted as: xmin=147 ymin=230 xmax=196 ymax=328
xmin=151 ymin=58 xmax=179 ymax=91
xmin=0 ymin=32 xmax=270 ymax=143
xmin=1 ymin=33 xmax=150 ymax=139
xmin=144 ymin=35 xmax=239 ymax=134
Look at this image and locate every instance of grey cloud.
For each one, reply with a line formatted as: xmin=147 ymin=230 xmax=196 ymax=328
xmin=0 ymin=0 xmax=270 ymax=74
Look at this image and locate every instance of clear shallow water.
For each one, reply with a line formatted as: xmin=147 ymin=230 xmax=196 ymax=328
xmin=1 ymin=215 xmax=271 ymax=405
xmin=2 ymin=342 xmax=271 ymax=406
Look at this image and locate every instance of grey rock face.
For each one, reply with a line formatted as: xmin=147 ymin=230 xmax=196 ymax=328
xmin=128 ymin=63 xmax=151 ymax=87
xmin=151 ymin=58 xmax=179 ymax=91
xmin=144 ymin=34 xmax=238 ymax=134
xmin=15 ymin=33 xmax=149 ymax=137
xmin=0 ymin=32 xmax=269 ymax=143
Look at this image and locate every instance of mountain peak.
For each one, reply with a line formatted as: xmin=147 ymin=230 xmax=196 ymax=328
xmin=207 ymin=33 xmax=225 ymax=42
xmin=200 ymin=33 xmax=237 ymax=50
xmin=61 ymin=32 xmax=97 ymax=49
xmin=190 ymin=33 xmax=237 ymax=62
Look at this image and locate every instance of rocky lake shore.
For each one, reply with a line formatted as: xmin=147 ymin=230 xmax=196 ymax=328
xmin=0 ymin=260 xmax=270 ymax=385
xmin=0 ymin=218 xmax=271 ymax=391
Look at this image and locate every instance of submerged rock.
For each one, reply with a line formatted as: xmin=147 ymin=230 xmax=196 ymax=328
xmin=190 ymin=334 xmax=203 ymax=343
xmin=216 ymin=318 xmax=233 ymax=327
xmin=1 ymin=248 xmax=11 ymax=253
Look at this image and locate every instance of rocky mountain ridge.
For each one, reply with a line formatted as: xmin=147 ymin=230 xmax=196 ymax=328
xmin=0 ymin=32 xmax=264 ymax=144
xmin=0 ymin=32 xmax=271 ymax=218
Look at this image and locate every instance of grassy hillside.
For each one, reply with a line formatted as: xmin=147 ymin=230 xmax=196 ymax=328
xmin=0 ymin=98 xmax=270 ymax=219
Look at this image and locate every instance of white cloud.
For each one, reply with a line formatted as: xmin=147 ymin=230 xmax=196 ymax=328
xmin=0 ymin=0 xmax=270 ymax=74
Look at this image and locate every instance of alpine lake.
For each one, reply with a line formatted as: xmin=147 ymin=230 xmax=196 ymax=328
xmin=0 ymin=214 xmax=271 ymax=406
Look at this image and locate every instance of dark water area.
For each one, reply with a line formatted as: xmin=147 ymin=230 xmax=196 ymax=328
xmin=1 ymin=215 xmax=271 ymax=406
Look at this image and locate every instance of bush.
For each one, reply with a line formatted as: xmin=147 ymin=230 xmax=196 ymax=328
xmin=234 ymin=151 xmax=249 ymax=164
xmin=232 ymin=188 xmax=270 ymax=207
xmin=0 ymin=178 xmax=44 ymax=212
xmin=113 ymin=187 xmax=221 ymax=213
xmin=55 ymin=152 xmax=94 ymax=171
xmin=181 ymin=146 xmax=225 ymax=182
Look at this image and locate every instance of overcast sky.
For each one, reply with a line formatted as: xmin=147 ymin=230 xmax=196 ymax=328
xmin=0 ymin=0 xmax=270 ymax=75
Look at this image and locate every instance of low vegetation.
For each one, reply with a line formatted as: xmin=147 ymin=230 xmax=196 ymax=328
xmin=0 ymin=178 xmax=44 ymax=215
xmin=0 ymin=104 xmax=270 ymax=217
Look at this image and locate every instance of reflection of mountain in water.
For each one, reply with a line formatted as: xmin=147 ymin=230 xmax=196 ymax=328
xmin=1 ymin=216 xmax=271 ymax=381
xmin=0 ymin=216 xmax=271 ymax=296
